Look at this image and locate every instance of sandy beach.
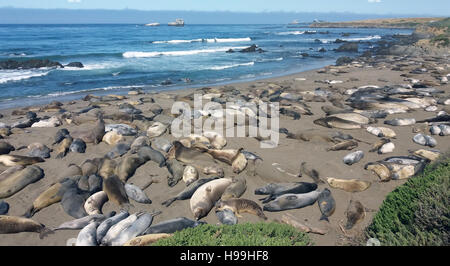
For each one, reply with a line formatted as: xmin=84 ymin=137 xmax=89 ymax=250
xmin=0 ymin=29 xmax=449 ymax=246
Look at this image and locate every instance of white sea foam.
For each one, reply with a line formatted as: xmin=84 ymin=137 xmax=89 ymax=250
xmin=319 ymin=35 xmax=382 ymax=43
xmin=209 ymin=61 xmax=255 ymax=70
xmin=152 ymin=37 xmax=251 ymax=44
xmin=45 ymin=85 xmax=142 ymax=97
xmin=0 ymin=70 xmax=50 ymax=84
xmin=276 ymin=31 xmax=305 ymax=35
xmin=258 ymin=57 xmax=283 ymax=62
xmin=123 ymin=47 xmax=247 ymax=58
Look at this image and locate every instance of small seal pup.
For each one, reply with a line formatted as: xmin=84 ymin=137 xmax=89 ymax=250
xmin=0 ymin=200 xmax=9 ymax=215
xmin=342 ymin=199 xmax=366 ymax=230
xmin=263 ymin=190 xmax=321 ymax=212
xmin=124 ymin=183 xmax=152 ymax=204
xmin=0 ymin=155 xmax=44 ymax=166
xmin=0 ymin=141 xmax=15 ymax=155
xmin=55 ymin=137 xmax=73 ymax=159
xmin=106 ymin=143 xmax=130 ymax=159
xmin=23 ymin=182 xmax=63 ymax=218
xmin=216 ymin=209 xmax=238 ymax=225
xmin=215 ymin=198 xmax=267 ymax=220
xmin=413 ymin=134 xmax=437 ymax=147
xmin=190 ymin=178 xmax=233 ymax=220
xmin=0 ymin=215 xmax=53 ymax=239
xmin=103 ymin=175 xmax=131 ymax=210
xmin=326 ymin=140 xmax=358 ymax=151
xmin=183 ymin=165 xmax=199 ymax=186
xmin=142 ymin=217 xmax=206 ymax=235
xmin=0 ymin=165 xmax=45 ymax=199
xmin=384 ymin=118 xmax=416 ymax=126
xmin=326 ymin=178 xmax=371 ymax=193
xmin=26 ymin=143 xmax=52 ymax=159
xmin=317 ymin=188 xmax=336 ymax=222
xmin=343 ymin=150 xmax=364 ymax=165
xmin=69 ymin=138 xmax=87 ymax=153
xmin=53 ymin=128 xmax=70 ymax=145
xmin=161 ymin=176 xmax=220 ymax=207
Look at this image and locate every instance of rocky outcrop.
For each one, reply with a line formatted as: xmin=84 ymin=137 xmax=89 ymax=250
xmin=335 ymin=56 xmax=354 ymax=66
xmin=0 ymin=59 xmax=64 ymax=70
xmin=335 ymin=42 xmax=359 ymax=53
xmin=239 ymin=44 xmax=265 ymax=53
xmin=65 ymin=62 xmax=84 ymax=68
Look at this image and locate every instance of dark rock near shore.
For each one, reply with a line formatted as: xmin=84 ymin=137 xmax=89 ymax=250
xmin=335 ymin=42 xmax=359 ymax=52
xmin=0 ymin=59 xmax=64 ymax=70
xmin=226 ymin=49 xmax=235 ymax=53
xmin=334 ymin=39 xmax=347 ymax=43
xmin=336 ymin=56 xmax=354 ymax=66
xmin=65 ymin=62 xmax=84 ymax=68
xmin=300 ymin=53 xmax=309 ymax=57
xmin=239 ymin=44 xmax=266 ymax=53
xmin=318 ymin=47 xmax=327 ymax=52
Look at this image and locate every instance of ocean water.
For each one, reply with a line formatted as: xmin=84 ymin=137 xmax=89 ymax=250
xmin=0 ymin=24 xmax=413 ymax=109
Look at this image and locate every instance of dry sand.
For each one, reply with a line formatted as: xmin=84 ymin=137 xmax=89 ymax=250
xmin=0 ymin=53 xmax=449 ymax=246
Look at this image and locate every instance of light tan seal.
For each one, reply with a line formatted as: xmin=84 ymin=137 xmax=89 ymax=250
xmin=190 ymin=178 xmax=232 ymax=220
xmin=215 ymin=198 xmax=267 ymax=220
xmin=326 ymin=178 xmax=371 ymax=193
xmin=221 ymin=174 xmax=247 ymax=200
xmin=98 ymin=158 xmax=117 ymax=179
xmin=123 ymin=233 xmax=172 ymax=246
xmin=0 ymin=165 xmax=45 ymax=199
xmin=55 ymin=137 xmax=73 ymax=159
xmin=102 ymin=175 xmax=131 ymax=210
xmin=0 ymin=215 xmax=53 ymax=238
xmin=0 ymin=155 xmax=44 ymax=166
xmin=23 ymin=182 xmax=62 ymax=218
xmin=115 ymin=155 xmax=145 ymax=182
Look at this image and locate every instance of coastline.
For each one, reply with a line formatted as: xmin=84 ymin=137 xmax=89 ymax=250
xmin=0 ymin=20 xmax=449 ymax=246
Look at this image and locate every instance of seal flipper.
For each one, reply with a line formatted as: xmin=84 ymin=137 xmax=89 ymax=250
xmin=259 ymin=195 xmax=275 ymax=204
xmin=161 ymin=197 xmax=177 ymax=207
xmin=319 ymin=214 xmax=329 ymax=222
xmin=39 ymin=226 xmax=55 ymax=239
xmin=22 ymin=206 xmax=35 ymax=218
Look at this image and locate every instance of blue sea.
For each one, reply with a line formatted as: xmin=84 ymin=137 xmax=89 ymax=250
xmin=0 ymin=24 xmax=413 ymax=109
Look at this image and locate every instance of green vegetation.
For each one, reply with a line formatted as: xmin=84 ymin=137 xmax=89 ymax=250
xmin=152 ymin=222 xmax=313 ymax=246
xmin=366 ymin=154 xmax=450 ymax=246
xmin=430 ymin=17 xmax=450 ymax=30
xmin=431 ymin=34 xmax=450 ymax=47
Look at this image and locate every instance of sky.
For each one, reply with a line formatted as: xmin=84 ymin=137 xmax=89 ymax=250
xmin=0 ymin=0 xmax=449 ymax=16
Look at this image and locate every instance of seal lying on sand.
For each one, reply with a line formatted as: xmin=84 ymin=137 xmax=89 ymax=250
xmin=0 ymin=215 xmax=53 ymax=239
xmin=161 ymin=176 xmax=220 ymax=207
xmin=216 ymin=209 xmax=238 ymax=225
xmin=166 ymin=159 xmax=185 ymax=187
xmin=343 ymin=199 xmax=366 ymax=230
xmin=96 ymin=210 xmax=129 ymax=244
xmin=255 ymin=182 xmax=318 ymax=203
xmin=0 ymin=141 xmax=15 ymax=155
xmin=142 ymin=217 xmax=206 ymax=235
xmin=23 ymin=182 xmax=62 ymax=218
xmin=71 ymin=116 xmax=105 ymax=144
xmin=326 ymin=178 xmax=371 ymax=192
xmin=55 ymin=137 xmax=73 ymax=159
xmin=298 ymin=162 xmax=323 ymax=184
xmin=221 ymin=175 xmax=247 ymax=200
xmin=0 ymin=155 xmax=44 ymax=166
xmin=115 ymin=155 xmax=145 ymax=182
xmin=190 ymin=178 xmax=233 ymax=220
xmin=215 ymin=198 xmax=267 ymax=220
xmin=263 ymin=190 xmax=321 ymax=212
xmin=0 ymin=165 xmax=45 ymax=199
xmin=317 ymin=188 xmax=336 ymax=222
xmin=123 ymin=233 xmax=173 ymax=246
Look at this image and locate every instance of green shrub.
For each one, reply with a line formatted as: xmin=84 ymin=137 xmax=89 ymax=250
xmin=366 ymin=155 xmax=450 ymax=246
xmin=152 ymin=222 xmax=313 ymax=246
xmin=431 ymin=34 xmax=450 ymax=47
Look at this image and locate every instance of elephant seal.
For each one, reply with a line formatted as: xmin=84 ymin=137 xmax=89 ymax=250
xmin=110 ymin=211 xmax=161 ymax=246
xmin=215 ymin=198 xmax=267 ymax=220
xmin=298 ymin=162 xmax=323 ymax=184
xmin=102 ymin=131 xmax=124 ymax=146
xmin=384 ymin=118 xmax=416 ymax=126
xmin=343 ymin=150 xmax=364 ymax=165
xmin=71 ymin=116 xmax=105 ymax=144
xmin=0 ymin=142 xmax=15 ymax=155
xmin=183 ymin=165 xmax=199 ymax=186
xmin=53 ymin=213 xmax=113 ymax=231
xmin=216 ymin=209 xmax=238 ymax=225
xmin=87 ymin=174 xmax=102 ymax=194
xmin=344 ymin=199 xmax=366 ymax=230
xmin=101 ymin=212 xmax=143 ymax=246
xmin=130 ymin=136 xmax=150 ymax=153
xmin=221 ymin=175 xmax=247 ymax=200
xmin=69 ymin=138 xmax=87 ymax=153
xmin=366 ymin=126 xmax=396 ymax=138
xmin=76 ymin=221 xmax=100 ymax=246
xmin=206 ymin=148 xmax=241 ymax=165
xmin=55 ymin=137 xmax=73 ymax=159
xmin=138 ymin=146 xmax=166 ymax=167
xmin=411 ymin=149 xmax=441 ymax=161
xmin=96 ymin=210 xmax=129 ymax=244
xmin=0 ymin=165 xmax=44 ymax=199
xmin=326 ymin=178 xmax=371 ymax=192
xmin=232 ymin=152 xmax=248 ymax=174
xmin=60 ymin=184 xmax=89 ymax=219
xmin=0 ymin=200 xmax=9 ymax=215
xmin=169 ymin=141 xmax=216 ymax=168
xmin=166 ymin=159 xmax=185 ymax=187
xmin=0 ymin=215 xmax=53 ymax=239
xmin=53 ymin=128 xmax=70 ymax=145
xmin=103 ymin=175 xmax=131 ymax=210
xmin=23 ymin=182 xmax=62 ymax=218
xmin=0 ymin=155 xmax=44 ymax=166
xmin=146 ymin=122 xmax=167 ymax=138
xmin=263 ymin=190 xmax=321 ymax=212
xmin=0 ymin=165 xmax=24 ymax=183
xmin=378 ymin=142 xmax=395 ymax=154
xmin=142 ymin=217 xmax=206 ymax=235
xmin=203 ymin=131 xmax=227 ymax=150
xmin=123 ymin=233 xmax=172 ymax=246
xmin=413 ymin=134 xmax=437 ymax=147
xmin=365 ymin=162 xmax=392 ymax=181
xmin=314 ymin=116 xmax=363 ymax=129
xmin=255 ymin=182 xmax=318 ymax=203
xmin=327 ymin=140 xmax=358 ymax=151
xmin=203 ymin=166 xmax=224 ymax=177
xmin=124 ymin=183 xmax=152 ymax=204
xmin=84 ymin=191 xmax=108 ymax=215
xmin=26 ymin=143 xmax=51 ymax=159
xmin=98 ymin=158 xmax=116 ymax=179
xmin=161 ymin=176 xmax=220 ymax=207
xmin=115 ymin=155 xmax=145 ymax=182
xmin=317 ymin=188 xmax=336 ymax=222
xmin=190 ymin=178 xmax=233 ymax=220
